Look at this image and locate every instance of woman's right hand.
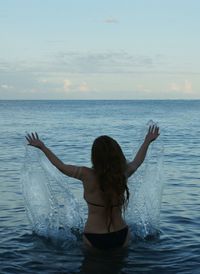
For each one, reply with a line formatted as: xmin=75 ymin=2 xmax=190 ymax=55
xmin=25 ymin=132 xmax=45 ymax=150
xmin=144 ymin=125 xmax=160 ymax=144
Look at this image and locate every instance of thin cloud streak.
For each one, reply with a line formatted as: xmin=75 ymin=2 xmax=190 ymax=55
xmin=103 ymin=17 xmax=119 ymax=24
xmin=1 ymin=53 xmax=200 ymax=76
xmin=53 ymin=51 xmax=156 ymax=74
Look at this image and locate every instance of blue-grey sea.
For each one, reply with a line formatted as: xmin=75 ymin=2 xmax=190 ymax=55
xmin=0 ymin=100 xmax=200 ymax=274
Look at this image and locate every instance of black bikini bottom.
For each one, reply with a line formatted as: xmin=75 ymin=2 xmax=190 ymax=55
xmin=84 ymin=226 xmax=128 ymax=250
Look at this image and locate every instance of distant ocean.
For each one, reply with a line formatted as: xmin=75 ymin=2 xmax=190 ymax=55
xmin=0 ymin=100 xmax=200 ymax=274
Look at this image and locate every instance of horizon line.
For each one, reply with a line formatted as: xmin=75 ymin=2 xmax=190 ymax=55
xmin=0 ymin=98 xmax=200 ymax=101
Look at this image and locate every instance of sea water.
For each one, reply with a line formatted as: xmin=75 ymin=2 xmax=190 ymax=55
xmin=0 ymin=100 xmax=200 ymax=273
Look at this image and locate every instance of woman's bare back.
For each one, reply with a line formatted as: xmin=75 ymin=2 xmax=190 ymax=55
xmin=82 ymin=167 xmax=127 ymax=233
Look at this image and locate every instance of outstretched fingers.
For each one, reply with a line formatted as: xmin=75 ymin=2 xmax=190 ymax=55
xmin=146 ymin=125 xmax=160 ymax=143
xmin=149 ymin=125 xmax=159 ymax=134
xmin=25 ymin=136 xmax=30 ymax=143
xmin=148 ymin=125 xmax=152 ymax=133
xmin=148 ymin=125 xmax=155 ymax=133
xmin=25 ymin=132 xmax=38 ymax=144
xmin=26 ymin=133 xmax=32 ymax=143
xmin=31 ymin=132 xmax=36 ymax=140
xmin=155 ymin=126 xmax=160 ymax=135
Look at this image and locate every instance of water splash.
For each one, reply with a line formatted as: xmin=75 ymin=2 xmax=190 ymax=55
xmin=21 ymin=145 xmax=83 ymax=241
xmin=21 ymin=121 xmax=164 ymax=241
xmin=126 ymin=120 xmax=164 ymax=238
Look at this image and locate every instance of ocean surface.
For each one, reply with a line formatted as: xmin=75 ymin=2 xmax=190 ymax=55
xmin=0 ymin=100 xmax=200 ymax=274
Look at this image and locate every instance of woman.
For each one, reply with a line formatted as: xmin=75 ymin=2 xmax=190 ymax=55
xmin=25 ymin=125 xmax=159 ymax=250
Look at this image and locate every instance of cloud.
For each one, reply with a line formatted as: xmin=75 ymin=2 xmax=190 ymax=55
xmin=136 ymin=84 xmax=151 ymax=93
xmin=79 ymin=82 xmax=90 ymax=92
xmin=103 ymin=17 xmax=119 ymax=24
xmin=170 ymin=83 xmax=180 ymax=91
xmin=38 ymin=78 xmax=49 ymax=83
xmin=183 ymin=79 xmax=192 ymax=93
xmin=63 ymin=79 xmax=90 ymax=93
xmin=53 ymin=51 xmax=155 ymax=74
xmin=0 ymin=54 xmax=199 ymax=99
xmin=1 ymin=84 xmax=13 ymax=89
xmin=169 ymin=79 xmax=193 ymax=93
xmin=1 ymin=53 xmax=199 ymax=77
xmin=63 ymin=79 xmax=72 ymax=92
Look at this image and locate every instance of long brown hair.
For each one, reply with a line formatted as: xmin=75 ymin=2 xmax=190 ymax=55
xmin=91 ymin=135 xmax=129 ymax=231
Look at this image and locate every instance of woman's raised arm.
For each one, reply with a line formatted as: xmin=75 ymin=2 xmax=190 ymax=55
xmin=126 ymin=125 xmax=160 ymax=178
xmin=25 ymin=132 xmax=87 ymax=181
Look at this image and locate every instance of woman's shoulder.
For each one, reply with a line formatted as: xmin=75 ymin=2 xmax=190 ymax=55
xmin=81 ymin=166 xmax=93 ymax=174
xmin=81 ymin=166 xmax=96 ymax=182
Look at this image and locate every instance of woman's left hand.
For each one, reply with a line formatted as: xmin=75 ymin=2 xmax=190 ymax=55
xmin=25 ymin=132 xmax=45 ymax=149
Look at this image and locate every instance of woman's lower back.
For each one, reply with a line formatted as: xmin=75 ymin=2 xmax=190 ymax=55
xmin=84 ymin=207 xmax=127 ymax=233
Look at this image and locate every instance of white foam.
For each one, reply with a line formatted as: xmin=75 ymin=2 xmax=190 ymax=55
xmin=21 ymin=146 xmax=83 ymax=241
xmin=126 ymin=120 xmax=164 ymax=238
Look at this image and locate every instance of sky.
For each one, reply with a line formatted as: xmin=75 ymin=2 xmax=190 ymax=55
xmin=0 ymin=0 xmax=200 ymax=99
